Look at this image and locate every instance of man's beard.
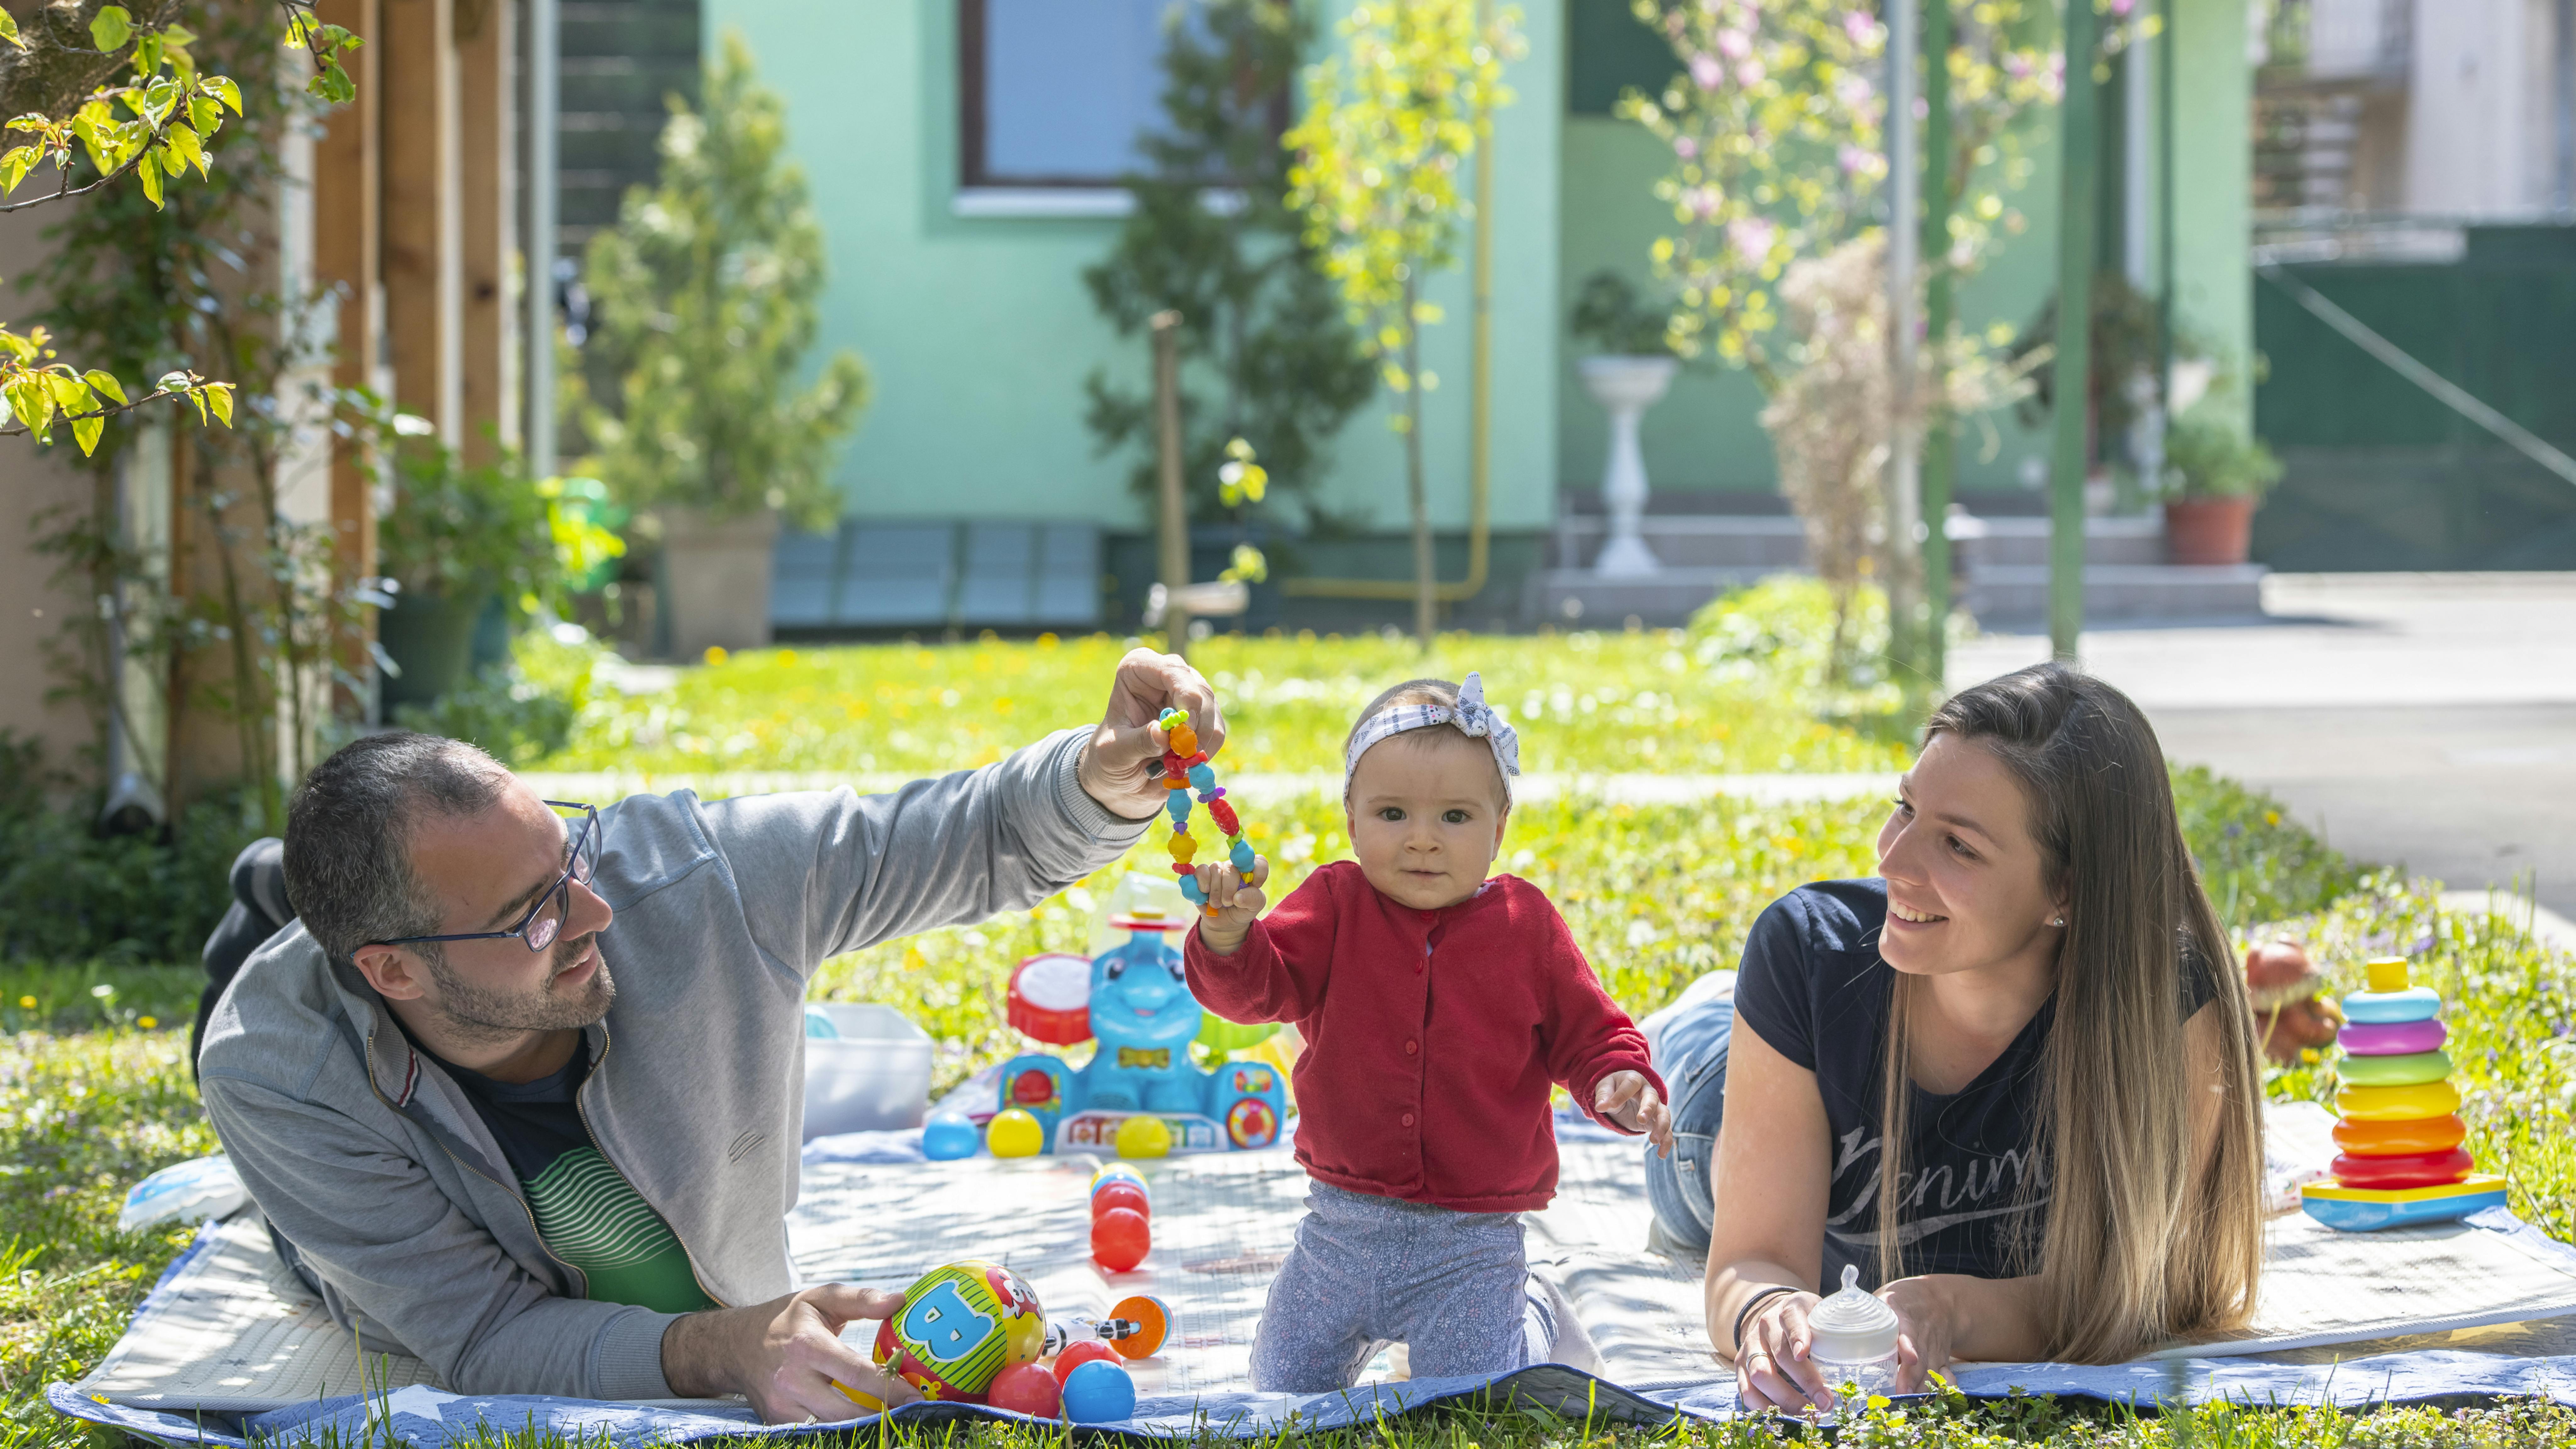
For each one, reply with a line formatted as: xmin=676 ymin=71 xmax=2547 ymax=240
xmin=424 ymin=931 xmax=615 ymax=1045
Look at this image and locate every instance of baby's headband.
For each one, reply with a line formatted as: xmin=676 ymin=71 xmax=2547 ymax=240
xmin=1343 ymin=671 xmax=1522 ymax=805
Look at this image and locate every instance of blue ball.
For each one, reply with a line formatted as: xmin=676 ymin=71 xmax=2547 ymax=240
xmin=1178 ymin=874 xmax=1206 ymax=905
xmin=1060 ymin=1359 xmax=1136 ymax=1424
xmin=1165 ymin=794 xmax=1192 ymax=827
xmin=1187 ymin=763 xmax=1216 ymax=790
xmin=1230 ymin=838 xmax=1255 ymax=872
xmin=921 ymin=1115 xmax=980 ymax=1161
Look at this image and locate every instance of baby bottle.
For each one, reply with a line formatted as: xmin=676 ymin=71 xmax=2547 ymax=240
xmin=1804 ymin=1264 xmax=1901 ymax=1410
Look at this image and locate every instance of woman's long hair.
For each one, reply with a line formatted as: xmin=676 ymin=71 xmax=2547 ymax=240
xmin=1873 ymin=663 xmax=2266 ymax=1362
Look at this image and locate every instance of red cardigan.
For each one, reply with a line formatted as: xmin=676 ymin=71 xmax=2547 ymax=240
xmin=1184 ymin=861 xmax=1663 ymax=1212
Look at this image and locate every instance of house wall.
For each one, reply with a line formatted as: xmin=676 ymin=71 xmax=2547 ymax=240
xmin=0 ymin=206 xmax=105 ymax=781
xmin=707 ymin=0 xmax=2254 ymax=532
xmin=704 ymin=0 xmax=1566 ymax=535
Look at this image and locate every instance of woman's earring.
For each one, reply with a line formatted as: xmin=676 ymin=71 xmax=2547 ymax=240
xmin=2051 ymin=916 xmax=2066 ymax=928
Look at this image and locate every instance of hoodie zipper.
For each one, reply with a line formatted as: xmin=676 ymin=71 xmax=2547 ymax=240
xmin=362 ymin=1020 xmax=588 ymax=1296
xmin=577 ymin=1019 xmax=731 ymax=1308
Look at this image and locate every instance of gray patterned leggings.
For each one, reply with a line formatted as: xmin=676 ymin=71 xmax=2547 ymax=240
xmin=1249 ymin=1182 xmax=1571 ymax=1392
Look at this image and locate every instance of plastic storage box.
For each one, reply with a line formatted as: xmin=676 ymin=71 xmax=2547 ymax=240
xmin=802 ymin=1003 xmax=934 ymax=1141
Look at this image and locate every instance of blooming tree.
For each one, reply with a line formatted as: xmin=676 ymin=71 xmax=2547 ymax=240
xmin=1620 ymin=0 xmax=2064 ymax=391
xmin=1285 ymin=0 xmax=1520 ymax=645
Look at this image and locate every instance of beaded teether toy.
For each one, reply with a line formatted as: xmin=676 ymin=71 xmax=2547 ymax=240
xmin=1158 ymin=707 xmax=1254 ymax=916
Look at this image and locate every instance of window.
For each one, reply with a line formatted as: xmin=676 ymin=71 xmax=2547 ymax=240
xmin=960 ymin=0 xmax=1186 ymax=190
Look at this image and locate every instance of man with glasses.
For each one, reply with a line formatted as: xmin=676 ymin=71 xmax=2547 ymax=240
xmin=197 ymin=648 xmax=1216 ymax=1422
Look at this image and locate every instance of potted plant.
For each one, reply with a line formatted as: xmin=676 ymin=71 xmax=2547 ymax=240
xmin=1568 ymin=271 xmax=1680 ymax=577
xmin=2158 ymin=406 xmax=2284 ymax=566
xmin=573 ymin=38 xmax=868 ymax=659
xmin=374 ymin=418 xmax=623 ymax=711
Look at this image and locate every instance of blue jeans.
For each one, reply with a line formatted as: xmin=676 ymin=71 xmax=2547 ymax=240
xmin=1641 ymin=987 xmax=1734 ymax=1255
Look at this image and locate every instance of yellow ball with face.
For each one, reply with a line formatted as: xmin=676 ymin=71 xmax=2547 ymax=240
xmin=864 ymin=1259 xmax=1047 ymax=1404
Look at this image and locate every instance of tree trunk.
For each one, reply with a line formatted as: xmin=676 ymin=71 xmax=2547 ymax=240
xmin=1403 ymin=272 xmax=1433 ymax=648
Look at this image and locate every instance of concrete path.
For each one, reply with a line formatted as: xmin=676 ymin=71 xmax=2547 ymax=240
xmin=1951 ymin=573 xmax=2576 ymax=920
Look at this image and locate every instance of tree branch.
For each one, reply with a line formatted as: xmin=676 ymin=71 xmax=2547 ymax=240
xmin=0 ymin=383 xmax=194 ymax=438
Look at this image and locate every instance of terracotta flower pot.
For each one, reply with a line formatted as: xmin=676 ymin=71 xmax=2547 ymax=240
xmin=2163 ymin=496 xmax=2256 ymax=566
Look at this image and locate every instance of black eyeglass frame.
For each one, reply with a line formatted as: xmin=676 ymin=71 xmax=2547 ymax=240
xmin=368 ymin=801 xmax=600 ymax=955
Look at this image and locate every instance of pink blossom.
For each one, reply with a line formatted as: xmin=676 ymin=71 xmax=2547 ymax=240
xmin=1716 ymin=26 xmax=1751 ymax=58
xmin=1685 ymin=185 xmax=1722 ymax=219
xmin=1835 ymin=71 xmax=1874 ymax=108
xmin=1842 ymin=11 xmax=1880 ymax=45
xmin=1674 ymin=136 xmax=1700 ymax=159
xmin=1839 ymin=143 xmax=1880 ymax=175
xmin=2004 ymin=52 xmax=2031 ymax=78
xmin=2111 ymin=0 xmax=2133 ymax=12
xmin=1736 ymin=58 xmax=1766 ymax=86
xmin=1728 ymin=216 xmax=1776 ymax=260
xmin=1690 ymin=52 xmax=1725 ymax=89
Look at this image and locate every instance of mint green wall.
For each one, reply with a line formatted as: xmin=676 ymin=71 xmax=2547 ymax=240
xmin=2172 ymin=0 xmax=2254 ymax=426
xmin=704 ymin=0 xmax=1566 ymax=533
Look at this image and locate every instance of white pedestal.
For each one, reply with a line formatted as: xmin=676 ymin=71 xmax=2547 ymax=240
xmin=1577 ymin=355 xmax=1679 ymax=578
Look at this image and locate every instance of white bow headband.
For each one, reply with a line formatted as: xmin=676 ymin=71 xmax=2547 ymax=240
xmin=1343 ymin=671 xmax=1523 ymax=805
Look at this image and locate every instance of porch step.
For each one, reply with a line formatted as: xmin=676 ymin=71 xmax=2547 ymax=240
xmin=1960 ymin=564 xmax=2271 ymax=625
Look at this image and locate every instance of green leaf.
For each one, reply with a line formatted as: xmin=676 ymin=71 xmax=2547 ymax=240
xmin=204 ymin=383 xmax=234 ymax=427
xmin=136 ymin=31 xmax=163 ymax=76
xmin=90 ymin=6 xmax=131 ymax=52
xmin=0 ymin=10 xmax=21 ymax=50
xmin=166 ymin=123 xmax=202 ymax=177
xmin=72 ymin=414 xmax=103 ymax=456
xmin=188 ymin=96 xmax=219 ymax=137
xmin=0 ymin=145 xmax=35 ymax=195
xmin=310 ymin=61 xmax=355 ymax=104
xmin=211 ymin=76 xmax=242 ymax=114
xmin=83 ymin=370 xmax=126 ymax=405
xmin=187 ymin=387 xmax=208 ymax=425
xmin=136 ymin=153 xmax=162 ymax=207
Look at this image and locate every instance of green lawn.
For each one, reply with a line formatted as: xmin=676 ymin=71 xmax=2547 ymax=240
xmin=6 ymin=601 xmax=2575 ymax=1448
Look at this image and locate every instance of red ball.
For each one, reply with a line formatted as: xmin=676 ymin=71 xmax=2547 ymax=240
xmin=1053 ymin=1340 xmax=1123 ymax=1383
xmin=1091 ymin=1206 xmax=1151 ymax=1272
xmin=987 ymin=1362 xmax=1063 ymax=1418
xmin=1208 ymin=799 xmax=1240 ymax=835
xmin=1091 ymin=1181 xmax=1152 ymax=1219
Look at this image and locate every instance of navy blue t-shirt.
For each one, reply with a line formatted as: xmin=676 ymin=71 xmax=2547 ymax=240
xmin=1732 ymin=878 xmax=2214 ymax=1290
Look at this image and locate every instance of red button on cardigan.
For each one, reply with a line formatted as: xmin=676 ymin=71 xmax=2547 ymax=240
xmin=1185 ymin=861 xmax=1663 ymax=1213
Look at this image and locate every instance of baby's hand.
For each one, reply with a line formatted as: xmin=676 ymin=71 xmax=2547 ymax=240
xmin=1191 ymin=857 xmax=1270 ymax=956
xmin=1595 ymin=1071 xmax=1675 ymax=1156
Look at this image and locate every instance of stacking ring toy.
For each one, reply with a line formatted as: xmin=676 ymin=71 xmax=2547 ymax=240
xmin=2333 ymin=1049 xmax=2453 ymax=1088
xmin=1158 ymin=707 xmax=1258 ymax=915
xmin=2333 ymin=1113 xmax=2467 ymax=1157
xmin=2338 ymin=1019 xmax=2445 ymax=1055
xmin=2328 ymin=1147 xmax=2476 ymax=1190
xmin=2335 ymin=1079 xmax=2462 ymax=1121
xmin=2340 ymin=984 xmax=2443 ymax=1024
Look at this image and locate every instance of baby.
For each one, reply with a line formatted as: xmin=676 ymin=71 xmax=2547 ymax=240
xmin=1185 ymin=673 xmax=1674 ymax=1391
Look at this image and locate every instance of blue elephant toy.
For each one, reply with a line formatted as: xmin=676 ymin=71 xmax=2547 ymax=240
xmin=997 ymin=916 xmax=1285 ymax=1154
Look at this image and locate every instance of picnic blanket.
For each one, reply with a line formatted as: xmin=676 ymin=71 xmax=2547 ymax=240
xmin=51 ymin=1107 xmax=2576 ymax=1447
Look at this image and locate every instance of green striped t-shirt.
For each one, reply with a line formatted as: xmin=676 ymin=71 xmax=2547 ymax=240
xmin=425 ymin=1034 xmax=716 ymax=1314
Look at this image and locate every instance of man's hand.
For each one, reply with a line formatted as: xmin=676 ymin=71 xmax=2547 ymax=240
xmin=1076 ymin=647 xmax=1226 ymax=821
xmin=1595 ymin=1070 xmax=1675 ymax=1155
xmin=1190 ymin=857 xmax=1269 ymax=956
xmin=662 ymin=1283 xmax=921 ymax=1423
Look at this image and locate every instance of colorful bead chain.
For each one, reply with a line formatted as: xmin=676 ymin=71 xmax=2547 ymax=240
xmin=1158 ymin=707 xmax=1253 ymax=915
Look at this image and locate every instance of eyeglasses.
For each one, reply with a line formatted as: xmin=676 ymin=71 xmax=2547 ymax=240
xmin=372 ymin=802 xmax=600 ymax=955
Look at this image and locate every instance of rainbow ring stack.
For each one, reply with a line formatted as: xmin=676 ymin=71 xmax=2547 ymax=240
xmin=2299 ymin=956 xmax=2506 ymax=1232
xmin=1158 ymin=707 xmax=1253 ymax=916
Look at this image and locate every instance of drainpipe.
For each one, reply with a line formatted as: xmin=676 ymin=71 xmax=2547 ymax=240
xmin=1283 ymin=0 xmax=1493 ymax=608
xmin=2050 ymin=0 xmax=2103 ymax=660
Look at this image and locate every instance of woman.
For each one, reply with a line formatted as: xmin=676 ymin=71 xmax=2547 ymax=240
xmin=1640 ymin=663 xmax=2266 ymax=1408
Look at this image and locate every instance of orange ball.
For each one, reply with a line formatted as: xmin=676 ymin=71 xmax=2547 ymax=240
xmin=1168 ymin=722 xmax=1199 ymax=756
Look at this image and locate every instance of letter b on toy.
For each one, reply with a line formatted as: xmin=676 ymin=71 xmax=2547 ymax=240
xmin=902 ymin=1280 xmax=996 ymax=1365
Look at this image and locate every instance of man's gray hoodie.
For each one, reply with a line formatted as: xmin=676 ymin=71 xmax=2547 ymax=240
xmin=197 ymin=728 xmax=1148 ymax=1401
